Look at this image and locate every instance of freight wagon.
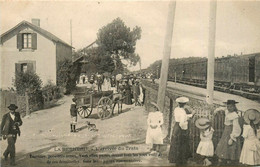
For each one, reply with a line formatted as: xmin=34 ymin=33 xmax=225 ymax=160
xmin=168 ymin=53 xmax=260 ymax=100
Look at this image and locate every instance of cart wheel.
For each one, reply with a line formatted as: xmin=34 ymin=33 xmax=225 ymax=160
xmin=97 ymin=97 xmax=113 ymax=119
xmin=77 ymin=104 xmax=93 ymax=118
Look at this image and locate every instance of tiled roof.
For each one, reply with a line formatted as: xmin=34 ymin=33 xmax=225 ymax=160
xmin=0 ymin=20 xmax=73 ymax=48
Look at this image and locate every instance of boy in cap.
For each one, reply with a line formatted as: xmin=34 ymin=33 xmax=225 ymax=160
xmin=1 ymin=104 xmax=23 ymax=166
xmin=70 ymin=98 xmax=78 ymax=132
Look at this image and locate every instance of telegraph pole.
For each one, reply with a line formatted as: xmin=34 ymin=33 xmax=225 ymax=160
xmin=206 ymin=0 xmax=217 ymax=104
xmin=157 ymin=1 xmax=176 ymax=111
xmin=70 ymin=19 xmax=73 ymax=46
xmin=139 ymin=58 xmax=142 ymax=71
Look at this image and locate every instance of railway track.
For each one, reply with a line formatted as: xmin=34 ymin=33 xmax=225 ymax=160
xmin=167 ymin=79 xmax=260 ymax=101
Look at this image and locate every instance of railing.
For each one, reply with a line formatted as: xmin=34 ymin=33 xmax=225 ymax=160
xmin=141 ymin=79 xmax=225 ymax=159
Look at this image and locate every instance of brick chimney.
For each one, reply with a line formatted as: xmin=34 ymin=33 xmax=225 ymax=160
xmin=31 ymin=18 xmax=40 ymax=27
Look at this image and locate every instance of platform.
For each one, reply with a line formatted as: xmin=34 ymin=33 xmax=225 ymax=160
xmin=153 ymin=79 xmax=260 ymax=111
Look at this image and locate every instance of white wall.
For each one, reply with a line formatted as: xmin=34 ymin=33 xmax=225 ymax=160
xmin=0 ymin=28 xmax=56 ymax=89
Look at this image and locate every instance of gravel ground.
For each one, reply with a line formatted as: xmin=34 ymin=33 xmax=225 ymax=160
xmin=1 ymin=95 xmax=172 ymax=167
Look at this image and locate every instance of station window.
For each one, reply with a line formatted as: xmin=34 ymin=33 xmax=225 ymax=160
xmin=23 ymin=33 xmax=32 ymax=49
xmin=21 ymin=63 xmax=28 ymax=73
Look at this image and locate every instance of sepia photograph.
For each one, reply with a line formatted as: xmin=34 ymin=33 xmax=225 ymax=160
xmin=0 ymin=0 xmax=260 ymax=166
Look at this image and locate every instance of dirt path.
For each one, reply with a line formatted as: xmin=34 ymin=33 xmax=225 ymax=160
xmin=1 ymin=95 xmax=171 ymax=167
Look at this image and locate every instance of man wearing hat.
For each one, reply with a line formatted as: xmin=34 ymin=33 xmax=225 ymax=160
xmin=96 ymin=72 xmax=103 ymax=92
xmin=1 ymin=104 xmax=23 ymax=166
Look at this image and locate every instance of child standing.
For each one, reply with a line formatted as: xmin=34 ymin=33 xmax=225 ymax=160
xmin=70 ymin=98 xmax=78 ymax=132
xmin=240 ymin=109 xmax=260 ymax=165
xmin=195 ymin=117 xmax=214 ymax=166
xmin=146 ymin=102 xmax=164 ymax=154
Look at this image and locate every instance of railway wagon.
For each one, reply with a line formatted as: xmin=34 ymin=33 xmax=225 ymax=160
xmin=169 ymin=53 xmax=260 ymax=85
xmin=168 ymin=53 xmax=260 ymax=99
xmin=215 ymin=53 xmax=260 ymax=86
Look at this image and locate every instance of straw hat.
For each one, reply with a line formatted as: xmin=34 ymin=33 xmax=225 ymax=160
xmin=244 ymin=109 xmax=260 ymax=125
xmin=195 ymin=117 xmax=211 ymax=129
xmin=7 ymin=104 xmax=18 ymax=110
xmin=223 ymin=100 xmax=239 ymax=105
xmin=176 ymin=97 xmax=189 ymax=103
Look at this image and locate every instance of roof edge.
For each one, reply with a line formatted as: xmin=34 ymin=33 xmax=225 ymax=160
xmin=1 ymin=20 xmax=74 ymax=48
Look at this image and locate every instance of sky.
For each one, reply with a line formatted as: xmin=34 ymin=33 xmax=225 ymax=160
xmin=1 ymin=0 xmax=260 ymax=70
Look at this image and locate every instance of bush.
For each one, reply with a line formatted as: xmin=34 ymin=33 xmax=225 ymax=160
xmin=14 ymin=71 xmax=42 ymax=95
xmin=14 ymin=71 xmax=44 ymax=110
xmin=42 ymin=82 xmax=63 ymax=100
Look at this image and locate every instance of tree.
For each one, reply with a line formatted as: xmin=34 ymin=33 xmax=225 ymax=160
xmin=96 ymin=17 xmax=142 ymax=71
xmin=57 ymin=58 xmax=82 ymax=94
xmin=84 ymin=47 xmax=115 ymax=73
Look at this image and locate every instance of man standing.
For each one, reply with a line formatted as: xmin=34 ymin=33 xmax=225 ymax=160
xmin=1 ymin=104 xmax=23 ymax=166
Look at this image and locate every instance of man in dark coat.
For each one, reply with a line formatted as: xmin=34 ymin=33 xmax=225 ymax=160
xmin=96 ymin=73 xmax=103 ymax=92
xmin=1 ymin=104 xmax=23 ymax=166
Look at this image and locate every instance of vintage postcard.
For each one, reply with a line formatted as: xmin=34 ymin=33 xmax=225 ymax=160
xmin=1 ymin=0 xmax=260 ymax=167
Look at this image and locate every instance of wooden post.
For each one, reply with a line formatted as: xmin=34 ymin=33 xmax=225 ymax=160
xmin=206 ymin=0 xmax=217 ymax=104
xmin=25 ymin=90 xmax=30 ymax=115
xmin=174 ymin=71 xmax=176 ymax=84
xmin=157 ymin=1 xmax=176 ymax=111
xmin=167 ymin=98 xmax=173 ymax=139
xmin=70 ymin=19 xmax=73 ymax=46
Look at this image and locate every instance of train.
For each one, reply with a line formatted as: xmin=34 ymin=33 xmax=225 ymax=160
xmin=166 ymin=52 xmax=260 ymax=100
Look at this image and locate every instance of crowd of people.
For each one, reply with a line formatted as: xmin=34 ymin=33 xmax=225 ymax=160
xmin=145 ymin=97 xmax=260 ymax=166
xmin=77 ymin=73 xmax=145 ymax=106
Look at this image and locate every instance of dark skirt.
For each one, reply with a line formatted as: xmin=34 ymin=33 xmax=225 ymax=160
xmin=215 ymin=125 xmax=241 ymax=160
xmin=123 ymin=89 xmax=132 ymax=105
xmin=168 ymin=123 xmax=192 ymax=165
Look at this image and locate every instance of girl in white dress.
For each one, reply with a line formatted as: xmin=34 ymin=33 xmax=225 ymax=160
xmin=195 ymin=117 xmax=214 ymax=166
xmin=240 ymin=109 xmax=260 ymax=165
xmin=146 ymin=102 xmax=164 ymax=154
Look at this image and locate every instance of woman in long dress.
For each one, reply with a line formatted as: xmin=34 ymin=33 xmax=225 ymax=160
xmin=122 ymin=80 xmax=132 ymax=105
xmin=214 ymin=100 xmax=242 ymax=165
xmin=168 ymin=97 xmax=193 ymax=165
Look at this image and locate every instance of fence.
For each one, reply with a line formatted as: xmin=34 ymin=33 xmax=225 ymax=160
xmin=1 ymin=86 xmax=63 ymax=118
xmin=0 ymin=90 xmax=27 ymax=119
xmin=141 ymin=80 xmax=225 ymax=159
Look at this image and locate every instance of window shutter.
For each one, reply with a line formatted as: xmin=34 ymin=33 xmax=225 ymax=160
xmin=15 ymin=63 xmax=22 ymax=75
xmin=17 ymin=34 xmax=22 ymax=50
xmin=27 ymin=63 xmax=34 ymax=73
xmin=32 ymin=33 xmax=37 ymax=50
xmin=32 ymin=61 xmax=36 ymax=72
